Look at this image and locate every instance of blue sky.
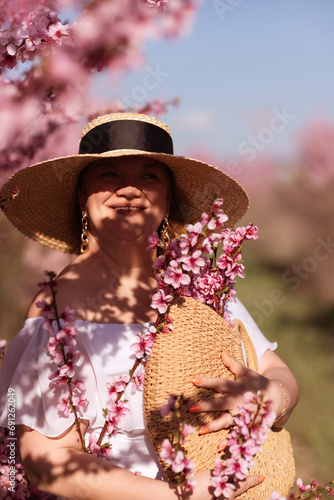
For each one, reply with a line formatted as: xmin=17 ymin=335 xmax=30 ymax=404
xmin=100 ymin=0 xmax=334 ymax=161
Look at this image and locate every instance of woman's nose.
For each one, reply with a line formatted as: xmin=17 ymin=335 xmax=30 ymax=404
xmin=115 ymin=183 xmax=142 ymax=198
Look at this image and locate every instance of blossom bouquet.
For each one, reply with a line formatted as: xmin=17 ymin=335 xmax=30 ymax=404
xmin=142 ymin=198 xmax=295 ymax=500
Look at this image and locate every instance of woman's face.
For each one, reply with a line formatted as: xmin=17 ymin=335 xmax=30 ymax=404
xmin=78 ymin=156 xmax=170 ymax=244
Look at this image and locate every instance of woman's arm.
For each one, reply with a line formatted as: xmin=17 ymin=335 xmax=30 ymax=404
xmin=258 ymin=348 xmax=299 ymax=427
xmin=17 ymin=422 xmax=178 ymax=500
xmin=17 ymin=423 xmax=263 ymax=500
xmin=190 ymin=349 xmax=299 ymax=431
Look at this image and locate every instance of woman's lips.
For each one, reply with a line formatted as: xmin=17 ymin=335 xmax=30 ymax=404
xmin=113 ymin=206 xmax=145 ymax=214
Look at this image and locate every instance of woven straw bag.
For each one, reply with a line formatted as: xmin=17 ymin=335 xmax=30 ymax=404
xmin=143 ymin=296 xmax=295 ymax=500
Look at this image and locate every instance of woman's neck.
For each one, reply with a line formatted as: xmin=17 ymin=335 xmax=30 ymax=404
xmin=83 ymin=234 xmax=156 ymax=272
xmin=54 ymin=238 xmax=159 ymax=323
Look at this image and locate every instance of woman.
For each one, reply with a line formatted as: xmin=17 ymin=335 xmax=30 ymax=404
xmin=0 ymin=113 xmax=299 ymax=499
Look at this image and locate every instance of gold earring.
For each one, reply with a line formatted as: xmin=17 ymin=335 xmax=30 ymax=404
xmin=80 ymin=211 xmax=89 ymax=254
xmin=161 ymin=216 xmax=170 ymax=248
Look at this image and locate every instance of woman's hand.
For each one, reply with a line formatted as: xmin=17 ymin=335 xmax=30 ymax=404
xmin=189 ymin=349 xmax=287 ymax=433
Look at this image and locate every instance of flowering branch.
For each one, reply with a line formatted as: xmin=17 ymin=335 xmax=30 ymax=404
xmin=95 ymin=320 xmax=159 ymax=448
xmin=268 ymin=478 xmax=334 ymax=499
xmin=0 ymin=1 xmax=199 ymax=179
xmin=160 ymin=395 xmax=196 ymax=496
xmin=211 ymin=391 xmax=275 ymax=498
xmin=149 ymin=197 xmax=258 ymax=326
xmin=37 ymin=271 xmax=88 ymax=452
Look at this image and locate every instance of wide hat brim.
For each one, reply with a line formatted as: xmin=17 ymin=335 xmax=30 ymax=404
xmin=143 ymin=297 xmax=295 ymax=500
xmin=0 ymin=149 xmax=249 ymax=253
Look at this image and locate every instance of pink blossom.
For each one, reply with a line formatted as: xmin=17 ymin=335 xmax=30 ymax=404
xmin=130 ymin=331 xmax=155 ymax=359
xmin=88 ymin=433 xmax=100 ymax=455
xmin=224 ymin=456 xmax=249 ymax=480
xmin=160 ymin=438 xmax=173 ymax=464
xmin=46 ymin=335 xmax=63 ymax=364
xmin=211 ymin=472 xmax=235 ymax=499
xmin=162 ymin=317 xmax=173 ymax=333
xmin=49 ymin=368 xmax=68 ymax=387
xmin=245 ymin=224 xmax=258 ymax=240
xmin=201 ymin=236 xmax=213 ymax=254
xmin=200 ymin=212 xmax=210 ymax=227
xmin=131 ymin=366 xmax=145 ymax=394
xmin=183 ymin=460 xmax=196 ymax=491
xmin=191 ymin=269 xmax=224 ymax=306
xmin=72 ymin=393 xmax=88 ymax=412
xmin=60 ymin=362 xmax=75 ymax=379
xmin=105 ymin=382 xmax=118 ymax=402
xmin=88 ymin=433 xmax=112 ymax=459
xmin=47 ymin=21 xmax=70 ymax=45
xmin=217 ymin=253 xmax=245 ymax=279
xmin=113 ymin=374 xmax=130 ymax=393
xmin=163 ymin=260 xmax=191 ymax=289
xmin=239 ymin=438 xmax=259 ymax=462
xmin=171 ymin=449 xmax=188 ymax=473
xmin=36 ymin=300 xmax=56 ymax=333
xmin=208 ymin=209 xmax=229 ymax=230
xmin=267 ymin=492 xmax=287 ymax=500
xmin=145 ymin=0 xmax=168 ymax=8
xmin=61 ymin=305 xmax=76 ymax=325
xmin=106 ymin=400 xmax=130 ymax=430
xmin=180 ymin=423 xmax=195 ymax=442
xmin=185 ymin=222 xmax=202 ymax=246
xmin=152 ymin=255 xmax=166 ymax=269
xmin=211 ymin=197 xmax=224 ymax=212
xmin=75 ymin=379 xmax=86 ymax=393
xmin=296 ymin=478 xmax=312 ymax=493
xmin=180 ymin=250 xmax=206 ymax=274
xmin=148 ymin=325 xmax=158 ymax=336
xmin=233 ymin=226 xmax=247 ymax=241
xmin=151 ymin=288 xmax=173 ymax=314
xmin=234 ymin=411 xmax=251 ymax=438
xmin=146 ymin=230 xmax=160 ymax=250
xmin=160 ymin=394 xmax=177 ymax=417
xmin=55 ymin=326 xmax=77 ymax=347
xmin=57 ymin=395 xmax=70 ymax=417
xmin=106 ymin=374 xmax=130 ymax=401
xmin=208 ymin=217 xmax=223 ymax=230
xmin=243 ymin=391 xmax=256 ymax=405
xmin=179 ymin=234 xmax=191 ymax=255
xmin=0 ymin=7 xmax=70 ymax=72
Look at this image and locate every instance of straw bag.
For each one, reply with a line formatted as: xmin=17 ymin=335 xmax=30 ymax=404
xmin=143 ymin=296 xmax=295 ymax=500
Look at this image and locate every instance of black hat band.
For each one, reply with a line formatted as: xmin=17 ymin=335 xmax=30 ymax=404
xmin=79 ymin=119 xmax=174 ymax=155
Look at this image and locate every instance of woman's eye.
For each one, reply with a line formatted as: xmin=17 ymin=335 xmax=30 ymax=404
xmin=100 ymin=171 xmax=118 ymax=178
xmin=142 ymin=172 xmax=158 ymax=180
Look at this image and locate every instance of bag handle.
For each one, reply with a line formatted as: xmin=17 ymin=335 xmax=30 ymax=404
xmin=234 ymin=319 xmax=258 ymax=372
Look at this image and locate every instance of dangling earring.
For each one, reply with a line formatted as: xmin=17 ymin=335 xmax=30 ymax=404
xmin=80 ymin=211 xmax=89 ymax=254
xmin=160 ymin=216 xmax=170 ymax=248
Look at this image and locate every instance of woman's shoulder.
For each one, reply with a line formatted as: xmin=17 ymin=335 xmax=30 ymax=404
xmin=26 ymin=284 xmax=54 ymax=319
xmin=26 ymin=259 xmax=85 ymax=319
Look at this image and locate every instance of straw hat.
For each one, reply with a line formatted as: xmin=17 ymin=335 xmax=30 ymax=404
xmin=143 ymin=297 xmax=295 ymax=500
xmin=0 ymin=113 xmax=249 ymax=253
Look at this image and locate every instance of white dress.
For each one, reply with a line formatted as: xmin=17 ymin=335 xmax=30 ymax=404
xmin=0 ymin=297 xmax=276 ymax=480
